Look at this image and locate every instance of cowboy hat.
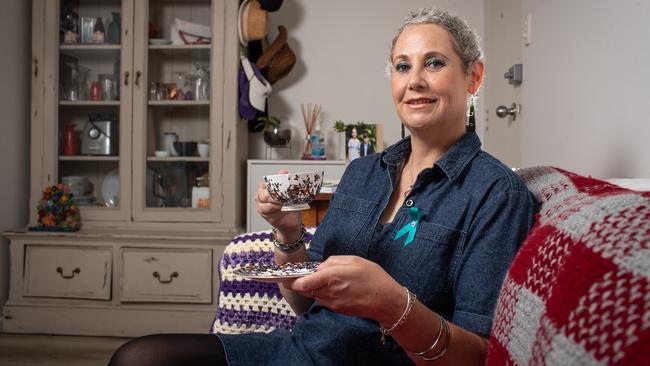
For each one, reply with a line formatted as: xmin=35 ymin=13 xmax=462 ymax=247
xmin=258 ymin=0 xmax=283 ymax=12
xmin=238 ymin=0 xmax=268 ymax=47
xmin=256 ymin=26 xmax=296 ymax=84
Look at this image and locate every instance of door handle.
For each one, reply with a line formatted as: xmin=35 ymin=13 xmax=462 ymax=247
xmin=135 ymin=71 xmax=142 ymax=87
xmin=495 ymin=103 xmax=520 ymax=120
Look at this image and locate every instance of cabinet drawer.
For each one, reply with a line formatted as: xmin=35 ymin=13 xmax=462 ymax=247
xmin=121 ymin=248 xmax=212 ymax=303
xmin=24 ymin=245 xmax=112 ymax=300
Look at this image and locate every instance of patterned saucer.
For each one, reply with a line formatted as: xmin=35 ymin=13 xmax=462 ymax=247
xmin=233 ymin=261 xmax=320 ymax=283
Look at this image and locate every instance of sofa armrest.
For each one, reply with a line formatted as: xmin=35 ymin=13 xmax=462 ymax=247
xmin=211 ymin=229 xmax=315 ymax=334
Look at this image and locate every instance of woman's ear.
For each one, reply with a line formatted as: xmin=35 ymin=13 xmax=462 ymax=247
xmin=467 ymin=60 xmax=485 ymax=95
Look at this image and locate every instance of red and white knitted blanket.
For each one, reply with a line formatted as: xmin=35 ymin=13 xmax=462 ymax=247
xmin=487 ymin=167 xmax=649 ymax=365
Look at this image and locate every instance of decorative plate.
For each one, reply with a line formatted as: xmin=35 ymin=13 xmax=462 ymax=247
xmin=149 ymin=38 xmax=172 ymax=45
xmin=233 ymin=261 xmax=320 ymax=283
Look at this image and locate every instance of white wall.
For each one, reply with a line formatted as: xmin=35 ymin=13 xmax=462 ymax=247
xmin=0 ymin=1 xmax=31 ymax=312
xmin=521 ymin=0 xmax=650 ymax=178
xmin=249 ymin=0 xmax=484 ymax=159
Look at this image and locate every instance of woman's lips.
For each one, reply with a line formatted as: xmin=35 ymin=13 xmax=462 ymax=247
xmin=405 ymin=97 xmax=437 ymax=107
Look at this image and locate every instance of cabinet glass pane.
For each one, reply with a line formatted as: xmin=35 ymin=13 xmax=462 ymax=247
xmin=58 ymin=0 xmax=123 ymax=208
xmin=145 ymin=0 xmax=212 ymax=209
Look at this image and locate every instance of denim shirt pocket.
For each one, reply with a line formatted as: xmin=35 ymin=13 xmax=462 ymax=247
xmin=319 ymin=192 xmax=377 ymax=257
xmin=395 ymin=219 xmax=466 ymax=301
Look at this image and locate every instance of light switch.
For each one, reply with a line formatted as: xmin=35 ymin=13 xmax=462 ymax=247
xmin=523 ymin=13 xmax=532 ymax=46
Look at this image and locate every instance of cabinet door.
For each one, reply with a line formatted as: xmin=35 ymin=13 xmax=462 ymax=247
xmin=44 ymin=0 xmax=134 ymax=222
xmin=131 ymin=0 xmax=224 ymax=222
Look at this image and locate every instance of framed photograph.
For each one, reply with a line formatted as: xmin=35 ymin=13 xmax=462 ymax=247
xmin=345 ymin=123 xmax=383 ymax=161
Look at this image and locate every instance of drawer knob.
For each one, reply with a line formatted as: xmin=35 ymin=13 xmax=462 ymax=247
xmin=153 ymin=271 xmax=179 ymax=284
xmin=56 ymin=266 xmax=81 ymax=279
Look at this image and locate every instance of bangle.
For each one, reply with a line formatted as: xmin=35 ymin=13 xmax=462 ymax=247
xmin=272 ymin=225 xmax=307 ymax=253
xmin=412 ymin=313 xmax=450 ymax=361
xmin=380 ymin=287 xmax=416 ymax=345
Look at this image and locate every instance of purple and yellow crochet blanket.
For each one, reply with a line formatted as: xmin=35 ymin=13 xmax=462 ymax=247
xmin=211 ymin=229 xmax=315 ymax=334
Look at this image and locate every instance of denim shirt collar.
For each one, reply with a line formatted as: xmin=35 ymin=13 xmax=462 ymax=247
xmin=381 ymin=131 xmax=482 ymax=182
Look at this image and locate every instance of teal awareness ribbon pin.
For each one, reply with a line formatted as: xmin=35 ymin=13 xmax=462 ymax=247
xmin=394 ymin=207 xmax=422 ymax=247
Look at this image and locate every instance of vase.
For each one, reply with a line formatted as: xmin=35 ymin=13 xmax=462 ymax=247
xmin=263 ymin=126 xmax=291 ymax=147
xmin=108 ymin=12 xmax=121 ymax=44
xmin=63 ymin=123 xmax=79 ymax=156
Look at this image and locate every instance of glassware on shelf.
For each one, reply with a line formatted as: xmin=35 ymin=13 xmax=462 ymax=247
xmin=163 ymin=132 xmax=179 ymax=156
xmin=108 ymin=12 xmax=121 ymax=44
xmin=61 ymin=7 xmax=79 ymax=44
xmin=89 ymin=81 xmax=102 ymax=101
xmin=92 ymin=16 xmax=105 ymax=43
xmin=99 ymin=74 xmax=116 ymax=101
xmin=80 ymin=17 xmax=96 ymax=43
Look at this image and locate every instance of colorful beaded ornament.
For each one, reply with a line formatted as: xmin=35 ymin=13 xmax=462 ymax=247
xmin=29 ymin=184 xmax=81 ymax=232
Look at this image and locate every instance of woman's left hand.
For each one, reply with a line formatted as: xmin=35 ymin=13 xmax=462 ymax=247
xmin=287 ymin=255 xmax=406 ymax=325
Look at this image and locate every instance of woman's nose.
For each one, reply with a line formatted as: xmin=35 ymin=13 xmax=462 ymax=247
xmin=408 ymin=73 xmax=426 ymax=90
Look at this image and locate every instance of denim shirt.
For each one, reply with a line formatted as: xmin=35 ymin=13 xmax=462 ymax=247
xmin=219 ymin=132 xmax=537 ymax=366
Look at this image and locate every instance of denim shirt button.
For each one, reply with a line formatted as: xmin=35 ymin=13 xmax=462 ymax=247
xmin=410 ymin=221 xmax=417 ymax=227
xmin=405 ymin=199 xmax=414 ymax=207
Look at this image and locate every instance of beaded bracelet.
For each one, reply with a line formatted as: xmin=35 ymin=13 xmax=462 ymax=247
xmin=380 ymin=287 xmax=416 ymax=345
xmin=413 ymin=313 xmax=450 ymax=361
xmin=271 ymin=225 xmax=307 ymax=253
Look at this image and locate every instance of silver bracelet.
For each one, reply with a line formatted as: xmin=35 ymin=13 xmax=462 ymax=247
xmin=271 ymin=225 xmax=307 ymax=253
xmin=413 ymin=313 xmax=450 ymax=361
xmin=380 ymin=287 xmax=416 ymax=345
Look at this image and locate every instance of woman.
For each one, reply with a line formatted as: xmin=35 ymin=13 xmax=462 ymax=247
xmin=109 ymin=7 xmax=536 ymax=366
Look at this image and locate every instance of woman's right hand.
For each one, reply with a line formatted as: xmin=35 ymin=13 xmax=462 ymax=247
xmin=255 ymin=169 xmax=303 ymax=240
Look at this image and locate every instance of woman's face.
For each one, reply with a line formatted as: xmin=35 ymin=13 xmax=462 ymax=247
xmin=351 ymin=128 xmax=357 ymax=138
xmin=390 ymin=24 xmax=483 ymax=135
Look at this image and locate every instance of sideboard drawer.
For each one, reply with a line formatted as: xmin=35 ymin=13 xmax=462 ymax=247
xmin=24 ymin=245 xmax=112 ymax=300
xmin=121 ymin=248 xmax=212 ymax=303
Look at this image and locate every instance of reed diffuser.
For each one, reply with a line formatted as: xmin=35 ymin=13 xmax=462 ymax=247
xmin=300 ymin=103 xmax=321 ymax=159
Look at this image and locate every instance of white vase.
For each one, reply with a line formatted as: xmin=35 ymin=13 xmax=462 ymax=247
xmin=337 ymin=132 xmax=347 ymax=160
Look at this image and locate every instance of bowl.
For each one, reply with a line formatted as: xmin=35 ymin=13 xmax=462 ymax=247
xmin=263 ymin=171 xmax=324 ymax=211
xmin=173 ymin=141 xmax=197 ymax=156
xmin=154 ymin=150 xmax=169 ymax=158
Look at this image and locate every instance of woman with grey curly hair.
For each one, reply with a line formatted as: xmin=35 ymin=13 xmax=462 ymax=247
xmin=109 ymin=7 xmax=536 ymax=366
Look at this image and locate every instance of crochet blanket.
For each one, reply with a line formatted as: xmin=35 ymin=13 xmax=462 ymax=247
xmin=211 ymin=230 xmax=314 ymax=334
xmin=487 ymin=167 xmax=650 ymax=365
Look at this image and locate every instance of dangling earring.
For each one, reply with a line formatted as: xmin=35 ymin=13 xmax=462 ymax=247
xmin=467 ymin=95 xmax=476 ymax=133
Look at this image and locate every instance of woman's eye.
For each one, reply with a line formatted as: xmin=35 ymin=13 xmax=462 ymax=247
xmin=425 ymin=58 xmax=445 ymax=69
xmin=394 ymin=62 xmax=410 ymax=73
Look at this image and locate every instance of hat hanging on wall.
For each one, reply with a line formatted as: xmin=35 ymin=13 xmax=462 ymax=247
xmin=239 ymin=55 xmax=272 ymax=120
xmin=258 ymin=0 xmax=283 ymax=12
xmin=256 ymin=26 xmax=296 ymax=84
xmin=238 ymin=0 xmax=268 ymax=47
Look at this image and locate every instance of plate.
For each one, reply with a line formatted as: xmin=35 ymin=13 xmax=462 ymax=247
xmin=101 ymin=168 xmax=120 ymax=207
xmin=233 ymin=261 xmax=320 ymax=283
xmin=149 ymin=38 xmax=172 ymax=45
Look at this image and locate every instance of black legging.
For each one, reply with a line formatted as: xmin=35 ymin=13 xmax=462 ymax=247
xmin=108 ymin=333 xmax=228 ymax=366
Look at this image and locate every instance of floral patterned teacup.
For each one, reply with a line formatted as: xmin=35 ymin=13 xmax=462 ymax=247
xmin=263 ymin=171 xmax=324 ymax=211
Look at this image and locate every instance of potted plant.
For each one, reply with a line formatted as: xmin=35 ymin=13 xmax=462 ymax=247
xmin=256 ymin=115 xmax=291 ymax=147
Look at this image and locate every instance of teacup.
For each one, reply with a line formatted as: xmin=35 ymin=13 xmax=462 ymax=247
xmin=263 ymin=171 xmax=324 ymax=211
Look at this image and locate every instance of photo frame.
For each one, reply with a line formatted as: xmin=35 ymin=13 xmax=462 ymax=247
xmin=345 ymin=123 xmax=383 ymax=161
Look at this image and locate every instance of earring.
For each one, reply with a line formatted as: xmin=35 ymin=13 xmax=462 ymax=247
xmin=467 ymin=95 xmax=476 ymax=133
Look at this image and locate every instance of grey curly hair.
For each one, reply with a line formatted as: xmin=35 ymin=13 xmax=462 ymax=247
xmin=386 ymin=7 xmax=483 ymax=76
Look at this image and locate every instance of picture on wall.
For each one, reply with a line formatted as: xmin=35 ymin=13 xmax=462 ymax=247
xmin=346 ymin=123 xmax=383 ymax=161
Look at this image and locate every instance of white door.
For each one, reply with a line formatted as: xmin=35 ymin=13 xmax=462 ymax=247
xmin=483 ymin=0 xmax=523 ymax=168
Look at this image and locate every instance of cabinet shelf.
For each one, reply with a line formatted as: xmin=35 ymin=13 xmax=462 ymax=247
xmin=147 ymin=157 xmax=209 ymax=162
xmin=60 ymin=44 xmax=121 ymax=51
xmin=60 ymin=101 xmax=120 ymax=106
xmin=149 ymin=44 xmax=210 ymax=50
xmin=59 ymin=156 xmax=120 ymax=161
xmin=147 ymin=101 xmax=210 ymax=106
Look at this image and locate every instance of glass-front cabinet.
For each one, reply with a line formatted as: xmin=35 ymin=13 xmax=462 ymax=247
xmin=33 ymin=0 xmax=242 ymax=229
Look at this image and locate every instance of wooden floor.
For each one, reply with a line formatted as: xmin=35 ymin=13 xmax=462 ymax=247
xmin=0 ymin=333 xmax=130 ymax=366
